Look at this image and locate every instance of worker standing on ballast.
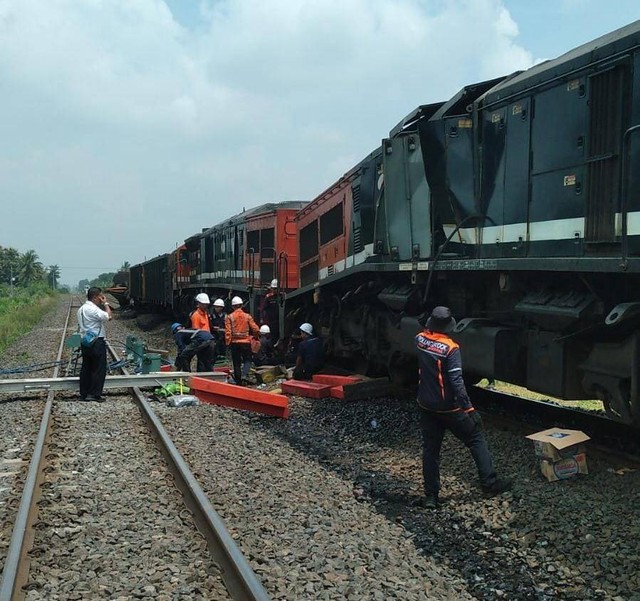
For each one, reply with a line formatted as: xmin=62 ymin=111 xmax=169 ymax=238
xmin=259 ymin=279 xmax=280 ymax=340
xmin=190 ymin=293 xmax=211 ymax=332
xmin=415 ymin=306 xmax=511 ymax=509
xmin=225 ymin=296 xmax=259 ymax=385
xmin=210 ymin=298 xmax=227 ymax=361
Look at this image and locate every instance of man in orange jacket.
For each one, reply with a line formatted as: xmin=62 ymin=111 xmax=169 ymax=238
xmin=190 ymin=293 xmax=211 ymax=332
xmin=225 ymin=296 xmax=259 ymax=385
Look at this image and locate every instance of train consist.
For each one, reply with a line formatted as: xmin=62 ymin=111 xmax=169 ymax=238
xmin=124 ymin=22 xmax=640 ymax=426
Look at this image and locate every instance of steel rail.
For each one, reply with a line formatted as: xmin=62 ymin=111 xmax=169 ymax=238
xmin=107 ymin=339 xmax=270 ymax=601
xmin=0 ymin=297 xmax=75 ymax=601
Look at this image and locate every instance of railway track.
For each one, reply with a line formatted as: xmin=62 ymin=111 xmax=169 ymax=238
xmin=3 ymin=295 xmax=640 ymax=599
xmin=0 ymin=297 xmax=268 ymax=600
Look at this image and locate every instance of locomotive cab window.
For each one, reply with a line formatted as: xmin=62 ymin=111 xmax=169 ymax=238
xmin=320 ymin=202 xmax=344 ymax=246
xmin=261 ymin=227 xmax=275 ymax=258
xmin=300 ymin=220 xmax=319 ymax=263
xmin=246 ymin=230 xmax=259 ymax=253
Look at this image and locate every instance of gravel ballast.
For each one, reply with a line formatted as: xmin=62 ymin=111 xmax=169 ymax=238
xmin=1 ymin=295 xmax=639 ymax=599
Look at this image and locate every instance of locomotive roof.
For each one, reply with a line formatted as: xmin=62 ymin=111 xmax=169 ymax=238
xmin=295 ymin=146 xmax=382 ymax=219
xmin=199 ymin=200 xmax=308 ymax=235
xmin=481 ymin=19 xmax=640 ymax=107
xmin=389 ymin=102 xmax=443 ymax=137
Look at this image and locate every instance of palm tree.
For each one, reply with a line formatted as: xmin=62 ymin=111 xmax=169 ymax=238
xmin=19 ymin=250 xmax=44 ymax=285
xmin=0 ymin=246 xmax=20 ymax=284
xmin=48 ymin=264 xmax=61 ymax=289
xmin=120 ymin=261 xmax=131 ymax=270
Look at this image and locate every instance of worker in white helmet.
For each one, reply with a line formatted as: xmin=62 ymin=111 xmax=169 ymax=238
xmin=259 ymin=278 xmax=280 ymax=340
xmin=253 ymin=324 xmax=277 ymax=367
xmin=291 ymin=322 xmax=324 ymax=380
xmin=190 ymin=293 xmax=211 ymax=332
xmin=210 ymin=298 xmax=227 ymax=361
xmin=225 ymin=296 xmax=260 ymax=385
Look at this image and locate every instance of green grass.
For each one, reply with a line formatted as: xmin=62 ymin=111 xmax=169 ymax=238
xmin=0 ymin=288 xmax=60 ymax=356
xmin=477 ymin=378 xmax=605 ymax=413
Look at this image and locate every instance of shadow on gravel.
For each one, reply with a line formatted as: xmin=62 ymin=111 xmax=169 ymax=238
xmin=251 ymin=398 xmax=546 ymax=601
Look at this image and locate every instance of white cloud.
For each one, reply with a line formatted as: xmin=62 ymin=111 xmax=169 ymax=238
xmin=0 ymin=0 xmax=535 ymax=285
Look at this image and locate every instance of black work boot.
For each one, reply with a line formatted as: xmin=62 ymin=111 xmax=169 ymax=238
xmin=482 ymin=477 xmax=512 ymax=496
xmin=413 ymin=494 xmax=438 ymax=509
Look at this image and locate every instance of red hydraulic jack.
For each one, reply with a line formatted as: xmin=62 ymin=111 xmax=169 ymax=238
xmin=188 ymin=376 xmax=289 ymax=418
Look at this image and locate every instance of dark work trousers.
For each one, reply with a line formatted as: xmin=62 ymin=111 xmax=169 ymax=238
xmin=292 ymin=363 xmax=314 ymax=381
xmin=214 ymin=337 xmax=226 ymax=363
xmin=420 ymin=409 xmax=497 ymax=496
xmin=230 ymin=343 xmax=252 ymax=384
xmin=176 ymin=340 xmax=215 ymax=372
xmin=79 ymin=337 xmax=107 ymax=399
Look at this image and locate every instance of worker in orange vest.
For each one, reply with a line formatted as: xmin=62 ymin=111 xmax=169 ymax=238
xmin=225 ymin=296 xmax=259 ymax=385
xmin=190 ymin=293 xmax=211 ymax=332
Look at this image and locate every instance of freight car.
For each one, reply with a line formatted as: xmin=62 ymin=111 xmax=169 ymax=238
xmin=125 ymin=21 xmax=640 ymax=426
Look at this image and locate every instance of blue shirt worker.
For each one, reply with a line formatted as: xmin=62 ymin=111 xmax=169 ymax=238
xmin=77 ymin=287 xmax=112 ymax=402
xmin=253 ymin=324 xmax=277 ymax=367
xmin=416 ymin=306 xmax=511 ymax=509
xmin=292 ymin=322 xmax=324 ymax=380
xmin=210 ymin=298 xmax=227 ymax=360
xmin=172 ymin=324 xmax=215 ymax=372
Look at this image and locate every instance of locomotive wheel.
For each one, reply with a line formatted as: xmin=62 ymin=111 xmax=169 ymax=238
xmin=586 ymin=377 xmax=634 ymax=425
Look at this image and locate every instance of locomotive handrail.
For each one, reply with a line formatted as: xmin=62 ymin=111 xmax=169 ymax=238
xmin=247 ymin=247 xmax=256 ymax=291
xmin=277 ymin=252 xmax=289 ymax=295
xmin=620 ymin=124 xmax=640 ymax=269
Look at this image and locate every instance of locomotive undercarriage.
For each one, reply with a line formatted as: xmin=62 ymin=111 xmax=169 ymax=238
xmin=288 ymin=269 xmax=640 ymax=426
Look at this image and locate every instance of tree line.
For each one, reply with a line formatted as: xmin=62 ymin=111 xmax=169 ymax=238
xmin=0 ymin=245 xmax=131 ymax=293
xmin=0 ymin=245 xmax=63 ymax=291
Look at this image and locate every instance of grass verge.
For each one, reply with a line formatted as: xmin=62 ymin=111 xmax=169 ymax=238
xmin=0 ymin=291 xmax=60 ymax=356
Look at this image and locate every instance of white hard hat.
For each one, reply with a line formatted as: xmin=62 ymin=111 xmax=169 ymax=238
xmin=195 ymin=293 xmax=210 ymax=304
xmin=300 ymin=322 xmax=313 ymax=335
xmin=270 ymin=279 xmax=278 ymax=288
xmin=213 ymin=298 xmax=225 ymax=307
xmin=259 ymin=324 xmax=271 ymax=334
xmin=231 ymin=296 xmax=243 ymax=306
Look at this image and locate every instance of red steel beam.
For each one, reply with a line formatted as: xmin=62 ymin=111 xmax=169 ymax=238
xmin=189 ymin=377 xmax=289 ymax=418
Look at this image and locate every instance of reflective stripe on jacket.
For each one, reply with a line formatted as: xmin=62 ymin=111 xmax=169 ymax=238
xmin=415 ymin=330 xmax=472 ymax=412
xmin=225 ymin=308 xmax=259 ymax=346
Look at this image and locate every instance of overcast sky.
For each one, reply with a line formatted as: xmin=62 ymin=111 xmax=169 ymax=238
xmin=1 ymin=0 xmax=640 ymax=287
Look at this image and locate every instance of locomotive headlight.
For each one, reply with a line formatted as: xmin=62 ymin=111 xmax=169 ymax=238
xmin=499 ymin=272 xmax=510 ymax=292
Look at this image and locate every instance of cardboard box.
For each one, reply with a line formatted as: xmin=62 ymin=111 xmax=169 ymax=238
xmin=526 ymin=428 xmax=591 ymax=482
xmin=526 ymin=427 xmax=591 ymax=461
xmin=540 ymin=453 xmax=589 ymax=482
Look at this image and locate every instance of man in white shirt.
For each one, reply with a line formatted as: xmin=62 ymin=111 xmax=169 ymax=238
xmin=77 ymin=287 xmax=112 ymax=401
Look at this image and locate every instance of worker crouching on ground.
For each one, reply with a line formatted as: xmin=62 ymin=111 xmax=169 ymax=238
xmin=225 ymin=296 xmax=260 ymax=385
xmin=291 ymin=322 xmax=324 ymax=380
xmin=190 ymin=293 xmax=212 ymax=332
xmin=416 ymin=306 xmax=511 ymax=509
xmin=253 ymin=324 xmax=277 ymax=367
xmin=172 ymin=323 xmax=215 ymax=372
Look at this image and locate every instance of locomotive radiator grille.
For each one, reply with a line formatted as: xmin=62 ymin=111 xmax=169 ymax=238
xmin=585 ymin=65 xmax=626 ymax=243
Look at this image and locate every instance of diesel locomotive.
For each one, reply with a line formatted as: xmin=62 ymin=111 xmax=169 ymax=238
xmin=126 ymin=22 xmax=640 ymax=425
